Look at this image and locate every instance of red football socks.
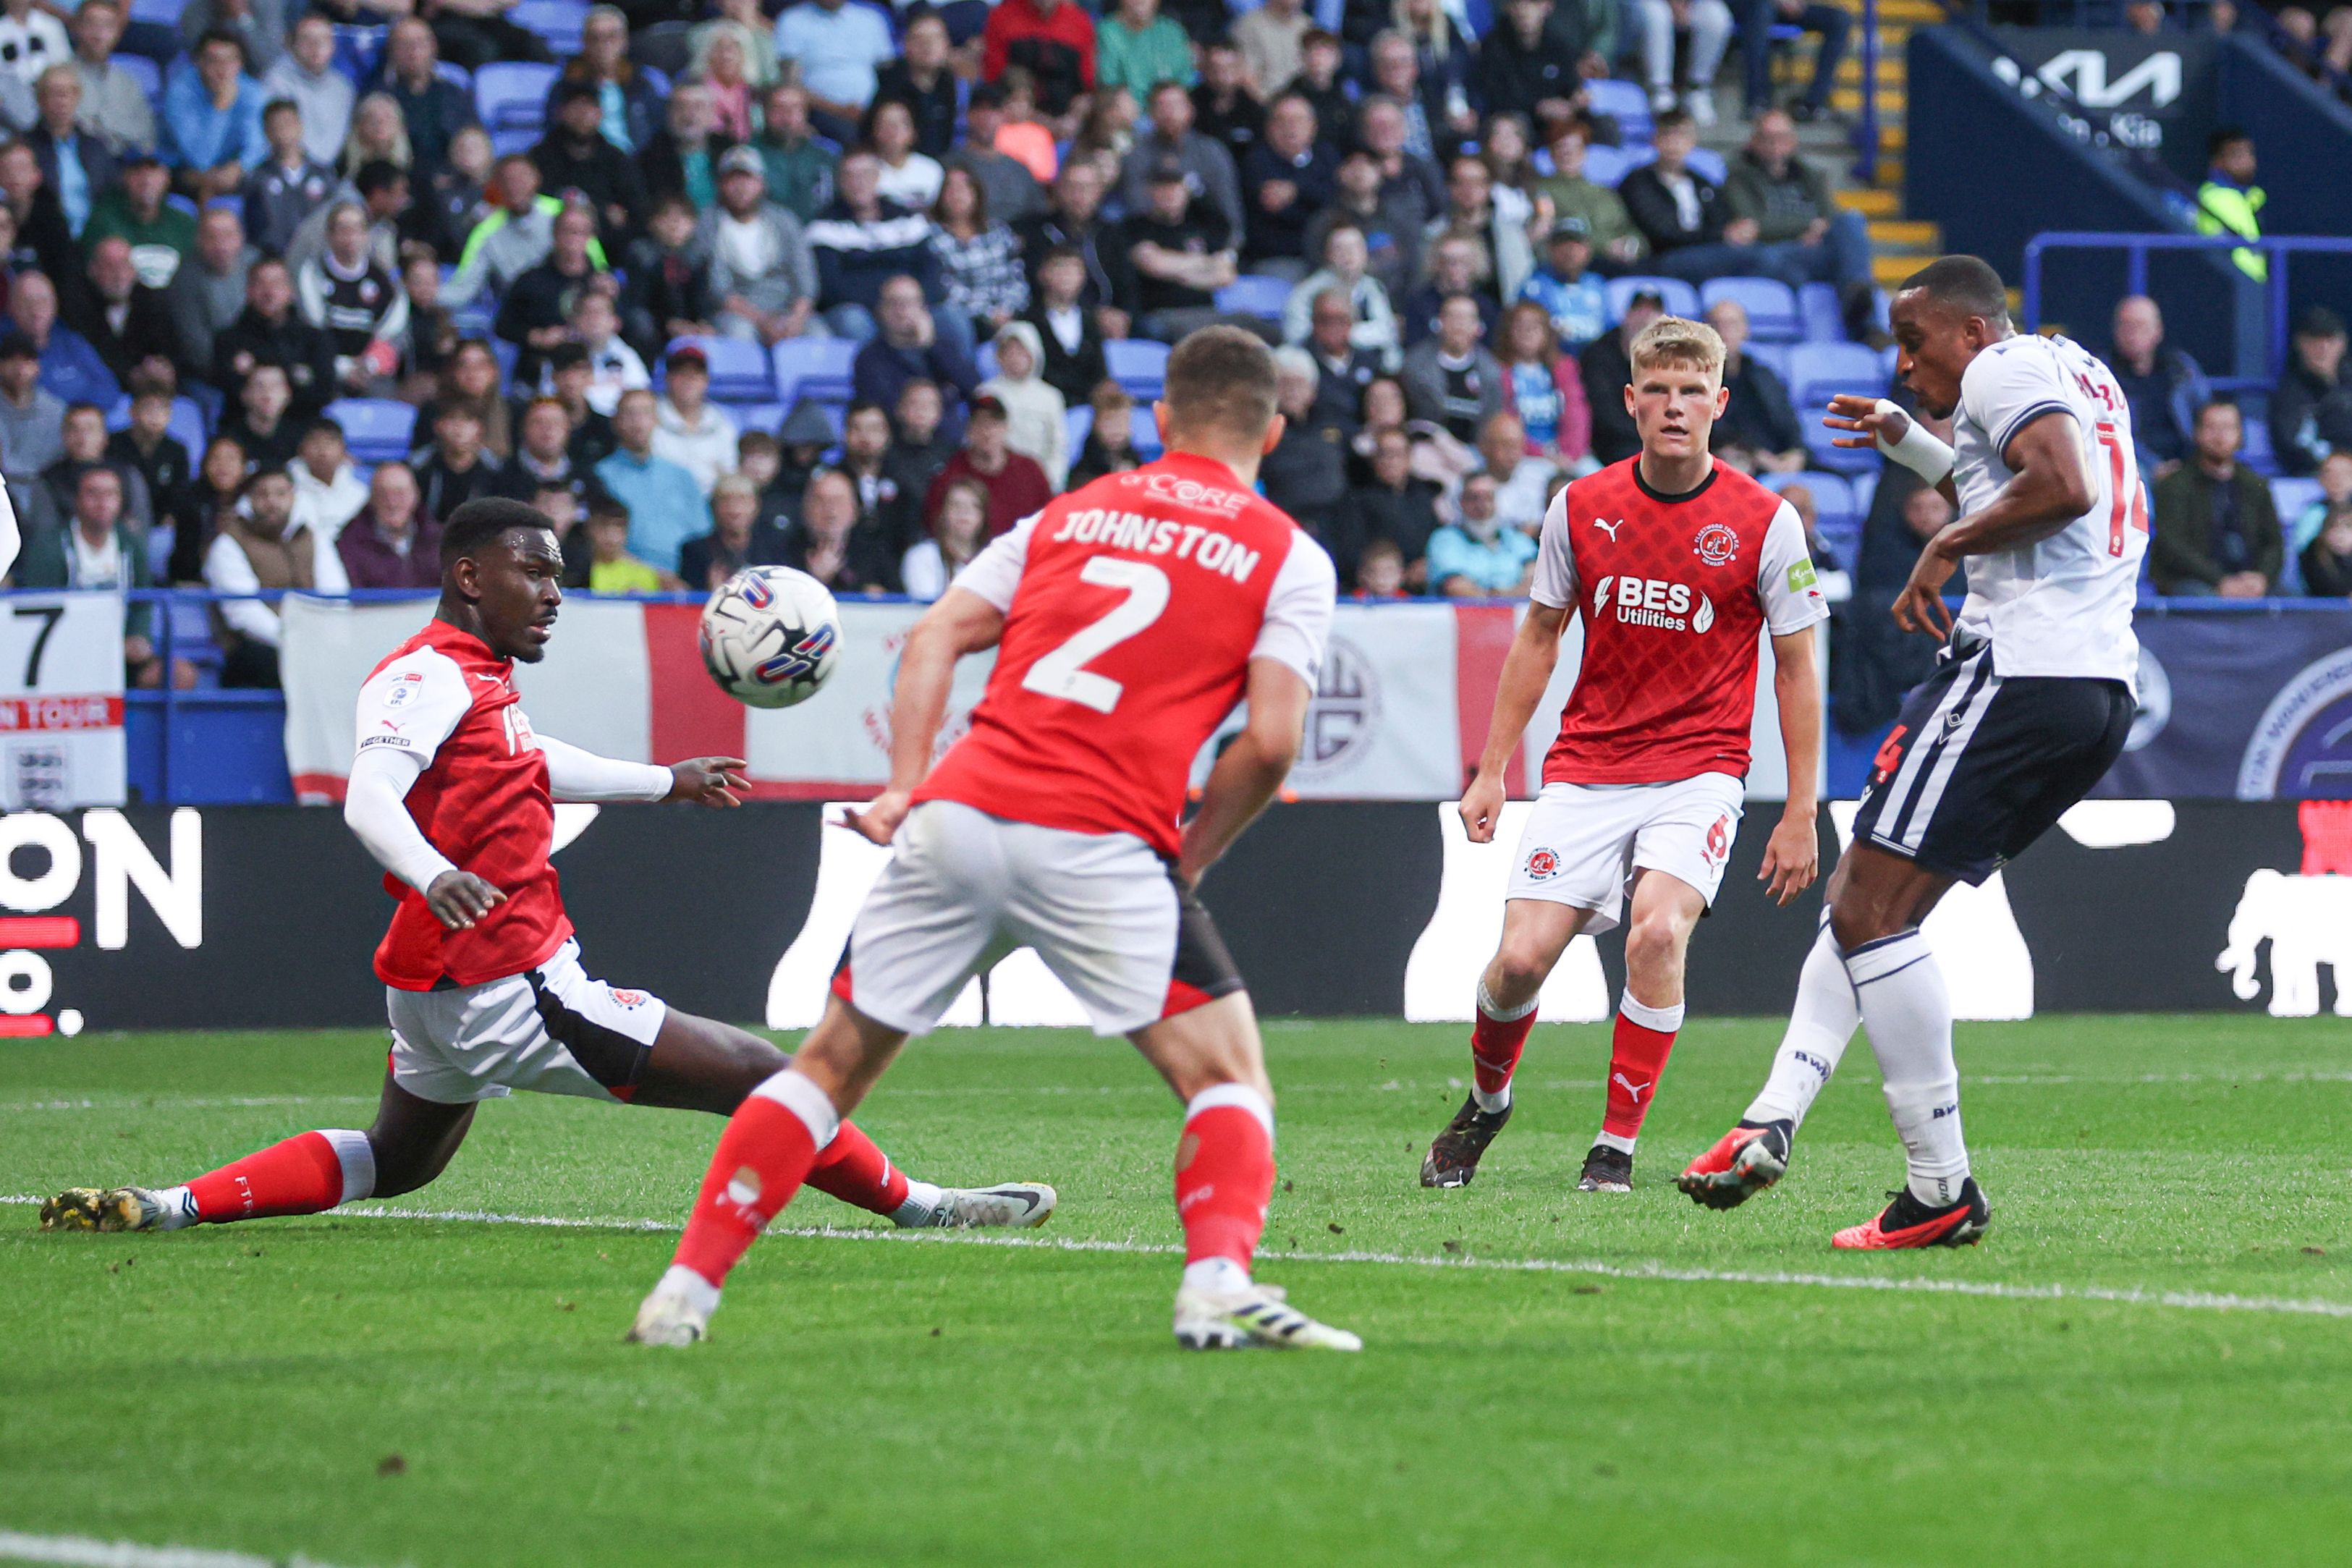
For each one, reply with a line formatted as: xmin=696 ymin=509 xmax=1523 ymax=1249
xmin=671 ymin=1072 xmax=838 ymax=1289
xmin=1600 ymin=995 xmax=1686 ymax=1148
xmin=1174 ymin=1086 xmax=1276 ymax=1268
xmin=185 ymin=1129 xmax=374 ymax=1221
xmin=1471 ymin=983 xmax=1540 ymax=1103
xmin=803 ymin=1119 xmax=910 ymax=1216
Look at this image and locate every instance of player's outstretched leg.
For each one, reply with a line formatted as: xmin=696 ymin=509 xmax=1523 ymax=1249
xmin=1679 ymin=913 xmax=1858 ymax=1210
xmin=631 ymin=996 xmax=911 ymax=1345
xmin=1581 ymin=870 xmax=1705 ymax=1193
xmin=1135 ymin=993 xmax=1358 ymax=1352
xmin=1424 ymin=900 xmax=1587 ymax=1190
xmin=635 ymin=1009 xmax=1055 ymax=1232
xmin=42 ymin=1076 xmax=475 ymax=1234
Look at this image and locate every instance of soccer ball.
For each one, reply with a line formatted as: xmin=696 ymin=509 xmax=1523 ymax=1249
xmin=699 ymin=567 xmax=842 ymax=709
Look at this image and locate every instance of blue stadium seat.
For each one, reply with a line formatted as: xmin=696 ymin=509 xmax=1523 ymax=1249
xmin=326 ymin=398 xmax=416 ymax=465
xmin=729 ymin=402 xmax=787 ymax=436
xmin=1215 ymin=274 xmax=1291 ymax=320
xmin=2238 ymin=409 xmax=2279 ymax=475
xmin=491 ymin=337 xmax=519 ymax=389
xmin=1688 ymin=148 xmax=1727 ymax=185
xmin=1583 ymin=144 xmax=1644 ymax=188
xmin=771 ymin=337 xmax=857 ymax=407
xmin=475 ymin=62 xmax=562 ymax=160
xmin=104 ymin=395 xmax=208 ymax=462
xmin=1701 ymin=277 xmax=1802 ymax=343
xmin=1796 ymin=281 xmax=1843 ymax=344
xmin=1744 ymin=342 xmax=1790 ymax=386
xmin=114 ymin=54 xmax=161 ymax=100
xmin=436 ymin=61 xmax=470 ymax=91
xmin=1066 ymin=404 xmax=1093 ymax=452
xmin=664 ymin=334 xmax=775 ymax=402
xmin=129 ymin=0 xmax=184 ymax=24
xmin=1585 ymin=80 xmax=1652 ymax=143
xmin=509 ymin=0 xmax=589 ymax=54
xmin=1758 ymin=469 xmax=1855 ymax=524
xmin=1604 ymin=276 xmax=1701 ymax=323
xmin=1850 ymin=470 xmax=1877 ymax=517
xmin=1130 ymin=404 xmax=1163 ymax=456
xmin=1788 ymin=342 xmax=1887 ymax=406
xmin=975 ymin=339 xmax=999 ymax=381
xmin=641 ymin=66 xmax=673 ymax=98
xmin=1105 ymin=339 xmax=1169 ymax=399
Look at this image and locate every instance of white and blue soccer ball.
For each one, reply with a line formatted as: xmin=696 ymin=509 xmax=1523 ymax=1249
xmin=699 ymin=566 xmax=842 ymax=709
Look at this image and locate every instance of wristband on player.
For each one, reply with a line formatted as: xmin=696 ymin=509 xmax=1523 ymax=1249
xmin=1873 ymin=399 xmax=1955 ymax=483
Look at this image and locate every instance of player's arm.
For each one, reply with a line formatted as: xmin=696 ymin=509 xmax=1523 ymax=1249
xmin=1893 ymin=410 xmax=2094 ymax=640
xmin=1178 ymin=656 xmax=1310 ymax=885
xmin=1460 ymin=599 xmax=1570 ymax=844
xmin=345 ymin=655 xmax=499 ymax=931
xmin=536 ymin=734 xmax=748 ymax=808
xmin=1822 ymin=395 xmax=1960 ymax=510
xmin=843 ymin=585 xmax=1007 ymax=846
xmin=1759 ymin=626 xmax=1821 ymax=904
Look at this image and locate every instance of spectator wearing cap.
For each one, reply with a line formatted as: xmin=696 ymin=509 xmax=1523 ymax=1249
xmin=537 ymin=77 xmax=649 ymax=245
xmin=981 ymin=0 xmax=1096 ymax=119
xmin=700 ymin=145 xmax=822 ymax=345
xmin=1517 ymin=217 xmax=1607 ymax=352
xmin=1403 ymin=294 xmax=1503 ymax=444
xmin=640 ymin=80 xmax=727 ymax=216
xmin=9 ymin=270 xmax=116 ymax=408
xmin=1285 ymin=229 xmax=1400 ymax=370
xmin=1532 ymin=122 xmax=1647 ymax=276
xmin=70 ymin=237 xmax=175 ymax=392
xmin=873 ymin=12 xmax=961 ymax=159
xmin=753 ymin=82 xmax=841 ymax=226
xmin=1581 ymin=288 xmax=1662 ymax=465
xmin=211 ymin=255 xmax=338 ymax=418
xmin=924 ymin=395 xmax=1051 ymax=539
xmin=376 ymin=18 xmax=475 ymax=178
xmin=2273 ymin=307 xmax=2352 ymax=478
xmin=1240 ymin=96 xmax=1336 ymax=280
xmin=596 ymin=387 xmax=709 ymax=573
xmin=1119 ymin=82 xmax=1243 ymax=242
xmin=166 ymin=205 xmax=253 ymax=379
xmin=163 ymin=29 xmax=270 ymax=203
xmin=1118 ymin=160 xmax=1242 ymax=345
xmin=805 ymin=150 xmax=944 ymax=344
xmin=337 ymin=462 xmax=443 ymax=590
xmin=495 ymin=203 xmax=610 ymax=390
xmin=1706 ymin=299 xmax=1804 ymax=474
xmin=2152 ymin=399 xmax=2282 ymax=597
xmin=651 ymin=345 xmax=740 ymax=496
xmin=775 ymin=0 xmax=899 ymax=145
xmin=242 ymin=96 xmax=337 ymax=256
xmin=81 ymin=152 xmax=193 ymax=290
xmin=26 ymin=65 xmax=113 ymax=242
xmin=0 ymin=329 xmax=67 ymax=482
xmin=262 ymin=14 xmax=353 ymax=169
xmin=854 ymin=274 xmax=981 ymax=432
xmin=69 ymin=1 xmax=159 ymax=158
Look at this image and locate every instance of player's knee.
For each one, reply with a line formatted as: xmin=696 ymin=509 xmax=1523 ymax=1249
xmin=1827 ymin=897 xmax=1904 ymax=952
xmin=1622 ymin=913 xmax=1688 ymax=983
xmin=1489 ymin=944 xmax=1554 ymax=1000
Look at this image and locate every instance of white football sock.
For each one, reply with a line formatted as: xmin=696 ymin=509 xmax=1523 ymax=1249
xmin=658 ymin=1263 xmax=722 ymax=1315
xmin=889 ymin=1179 xmax=944 ymax=1227
xmin=1743 ymin=922 xmax=1863 ymax=1130
xmin=153 ymin=1185 xmax=200 ymax=1230
xmin=1843 ymin=930 xmax=1971 ymax=1205
xmin=1182 ymin=1255 xmax=1252 ymax=1296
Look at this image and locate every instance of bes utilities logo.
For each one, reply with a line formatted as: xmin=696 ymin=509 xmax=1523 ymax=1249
xmin=1591 ymin=575 xmax=1716 ymax=632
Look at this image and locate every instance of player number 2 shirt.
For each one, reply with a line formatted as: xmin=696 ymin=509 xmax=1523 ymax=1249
xmin=913 ymin=452 xmax=1338 ymax=860
xmin=1531 ymin=457 xmax=1827 ymax=786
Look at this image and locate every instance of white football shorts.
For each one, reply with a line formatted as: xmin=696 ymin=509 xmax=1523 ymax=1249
xmin=835 ymin=800 xmax=1244 ymax=1038
xmin=385 ymin=938 xmax=669 ymax=1105
xmin=1504 ymin=772 xmax=1746 ymax=933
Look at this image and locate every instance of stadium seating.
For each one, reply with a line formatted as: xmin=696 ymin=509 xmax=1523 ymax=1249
xmin=1585 ymin=80 xmax=1653 ymax=143
xmin=2239 ymin=407 xmax=2279 ymax=476
xmin=326 ymin=398 xmax=417 ymax=465
xmin=1582 ymin=144 xmax=1641 ymax=188
xmin=509 ymin=0 xmax=590 ymax=54
xmin=1605 ymin=276 xmax=1701 ymax=323
xmin=662 ymin=336 xmax=775 ymax=403
xmin=1789 ymin=343 xmax=1888 ymax=474
xmin=475 ymin=62 xmax=562 ymax=159
xmin=728 ymin=402 xmax=787 ymax=436
xmin=491 ymin=338 xmax=519 ymax=389
xmin=1064 ymin=405 xmax=1162 ymax=457
xmin=1759 ymin=470 xmax=1863 ymax=567
xmin=1105 ymin=339 xmax=1169 ymax=401
xmin=1701 ymin=277 xmax=1802 ymax=343
xmin=129 ymin=0 xmax=184 ymax=24
xmin=114 ymin=54 xmax=161 ymax=100
xmin=771 ymin=338 xmax=857 ymax=408
xmin=1215 ymin=276 xmax=1290 ymax=320
xmin=1744 ymin=342 xmax=1791 ymax=386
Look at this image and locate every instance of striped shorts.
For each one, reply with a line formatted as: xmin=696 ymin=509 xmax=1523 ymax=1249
xmin=1850 ymin=637 xmax=2134 ymax=885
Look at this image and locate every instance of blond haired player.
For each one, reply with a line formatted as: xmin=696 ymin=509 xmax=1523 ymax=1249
xmin=631 ymin=329 xmax=1355 ymax=1352
xmin=1421 ymin=315 xmax=1829 ymax=1195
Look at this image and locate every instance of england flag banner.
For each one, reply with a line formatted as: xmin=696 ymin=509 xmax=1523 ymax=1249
xmin=0 ymin=592 xmax=127 ymax=810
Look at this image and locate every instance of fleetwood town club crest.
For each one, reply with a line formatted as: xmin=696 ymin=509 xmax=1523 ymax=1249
xmin=1693 ymin=523 xmax=1739 ymax=566
xmin=1524 ymin=848 xmax=1561 ymax=881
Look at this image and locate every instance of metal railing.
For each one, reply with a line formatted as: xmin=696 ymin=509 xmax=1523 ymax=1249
xmin=2020 ymin=232 xmax=2352 ymax=391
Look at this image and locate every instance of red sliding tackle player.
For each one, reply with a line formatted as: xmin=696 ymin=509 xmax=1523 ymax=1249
xmin=1421 ymin=315 xmax=1829 ymax=1195
xmin=631 ymin=328 xmax=1355 ymax=1352
xmin=43 ymin=499 xmax=1050 ymax=1240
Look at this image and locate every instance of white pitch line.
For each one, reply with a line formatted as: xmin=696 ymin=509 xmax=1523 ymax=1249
xmin=0 ymin=1527 xmax=365 ymax=1568
xmin=10 ymin=1195 xmax=2351 ymax=1322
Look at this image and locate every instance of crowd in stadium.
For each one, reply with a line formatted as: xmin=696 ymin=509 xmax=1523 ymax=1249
xmin=0 ymin=0 xmax=2347 ymax=708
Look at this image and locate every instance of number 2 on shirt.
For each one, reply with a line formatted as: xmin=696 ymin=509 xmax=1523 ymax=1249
xmin=1021 ymin=558 xmax=1172 ymax=715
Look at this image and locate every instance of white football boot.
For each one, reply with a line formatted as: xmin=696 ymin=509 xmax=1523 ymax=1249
xmin=1172 ymin=1281 xmax=1363 ymax=1352
xmin=626 ymin=1266 xmax=719 ymax=1347
xmin=908 ymin=1182 xmax=1059 ymax=1230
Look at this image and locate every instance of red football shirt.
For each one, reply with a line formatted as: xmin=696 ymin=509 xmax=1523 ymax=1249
xmin=354 ymin=621 xmax=573 ymax=990
xmin=913 ymin=452 xmax=1337 ymax=860
xmin=1530 ymin=457 xmax=1827 ymax=786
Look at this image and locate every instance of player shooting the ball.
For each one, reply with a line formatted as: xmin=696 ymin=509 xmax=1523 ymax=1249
xmin=42 ymin=497 xmax=1054 ymax=1240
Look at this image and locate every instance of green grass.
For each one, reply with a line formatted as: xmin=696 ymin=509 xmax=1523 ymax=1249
xmin=5 ymin=1015 xmax=2352 ymax=1567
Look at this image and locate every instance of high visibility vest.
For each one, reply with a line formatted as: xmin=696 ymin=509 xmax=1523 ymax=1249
xmin=2196 ymin=179 xmax=2267 ymax=283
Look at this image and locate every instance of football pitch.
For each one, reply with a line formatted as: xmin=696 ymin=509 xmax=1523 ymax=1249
xmin=5 ymin=1014 xmax=2351 ymax=1567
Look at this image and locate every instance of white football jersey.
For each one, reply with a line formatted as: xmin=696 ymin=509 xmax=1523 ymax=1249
xmin=1950 ymin=332 xmax=2145 ymax=690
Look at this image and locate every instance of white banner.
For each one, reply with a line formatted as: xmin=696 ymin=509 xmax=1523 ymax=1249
xmin=743 ymin=603 xmax=998 ymax=789
xmin=0 ymin=593 xmax=127 ymax=810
